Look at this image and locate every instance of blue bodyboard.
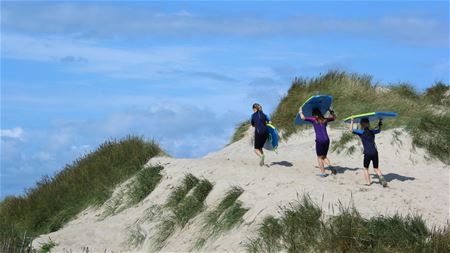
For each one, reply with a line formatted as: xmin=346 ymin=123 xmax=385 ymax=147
xmin=295 ymin=95 xmax=333 ymax=125
xmin=264 ymin=124 xmax=279 ymax=151
xmin=343 ymin=112 xmax=398 ymax=124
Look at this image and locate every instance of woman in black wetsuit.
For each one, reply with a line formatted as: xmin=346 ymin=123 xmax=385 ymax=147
xmin=251 ymin=103 xmax=271 ymax=166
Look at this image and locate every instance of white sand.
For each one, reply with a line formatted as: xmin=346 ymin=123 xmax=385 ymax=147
xmin=33 ymin=128 xmax=449 ymax=252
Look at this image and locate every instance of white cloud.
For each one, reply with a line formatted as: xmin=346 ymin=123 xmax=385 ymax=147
xmin=2 ymin=33 xmax=203 ymax=80
xmin=0 ymin=127 xmax=24 ymax=140
xmin=2 ymin=2 xmax=448 ymax=47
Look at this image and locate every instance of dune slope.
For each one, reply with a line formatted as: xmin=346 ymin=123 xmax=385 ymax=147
xmin=33 ymin=127 xmax=449 ymax=252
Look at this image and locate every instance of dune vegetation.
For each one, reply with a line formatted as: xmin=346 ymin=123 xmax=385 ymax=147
xmin=0 ymin=136 xmax=163 ymax=252
xmin=232 ymin=71 xmax=450 ymax=164
xmin=245 ymin=195 xmax=449 ymax=253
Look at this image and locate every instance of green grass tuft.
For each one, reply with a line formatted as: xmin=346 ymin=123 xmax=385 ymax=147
xmin=173 ymin=179 xmax=214 ymax=227
xmin=331 ymin=132 xmax=359 ymax=155
xmin=165 ymin=173 xmax=199 ymax=208
xmin=128 ymin=165 xmax=164 ymax=205
xmin=37 ymin=238 xmax=57 ymax=253
xmin=195 ymin=187 xmax=248 ymax=250
xmin=127 ymin=224 xmax=146 ymax=249
xmin=246 ymin=195 xmax=450 ymax=253
xmin=229 ymin=121 xmax=250 ymax=144
xmin=245 ymin=216 xmax=283 ymax=253
xmin=0 ymin=136 xmax=163 ymax=249
xmin=154 ymin=175 xmax=214 ymax=250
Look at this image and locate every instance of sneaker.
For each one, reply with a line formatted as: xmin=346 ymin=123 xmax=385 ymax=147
xmin=380 ymin=176 xmax=388 ymax=187
xmin=259 ymin=155 xmax=265 ymax=166
xmin=317 ymin=173 xmax=328 ymax=178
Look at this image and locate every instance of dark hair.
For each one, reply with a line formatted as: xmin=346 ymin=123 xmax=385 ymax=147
xmin=252 ymin=103 xmax=263 ymax=112
xmin=360 ymin=118 xmax=370 ymax=124
xmin=312 ymin=108 xmax=325 ymax=123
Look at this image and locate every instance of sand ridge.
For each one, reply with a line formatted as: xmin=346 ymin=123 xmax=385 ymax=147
xmin=33 ymin=128 xmax=449 ymax=252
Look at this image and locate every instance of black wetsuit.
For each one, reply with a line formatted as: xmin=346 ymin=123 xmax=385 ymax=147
xmin=251 ymin=111 xmax=270 ymax=149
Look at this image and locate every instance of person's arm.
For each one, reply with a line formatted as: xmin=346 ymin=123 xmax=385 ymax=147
xmin=349 ymin=119 xmax=354 ymax=132
xmin=326 ymin=108 xmax=336 ymax=122
xmin=349 ymin=119 xmax=364 ymax=135
xmin=251 ymin=116 xmax=255 ymax=127
xmin=372 ymin=120 xmax=382 ymax=134
xmin=299 ymin=106 xmax=306 ymax=120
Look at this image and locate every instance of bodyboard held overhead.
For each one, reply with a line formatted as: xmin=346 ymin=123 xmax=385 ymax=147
xmin=295 ymin=95 xmax=333 ymax=125
xmin=264 ymin=123 xmax=279 ymax=151
xmin=343 ymin=112 xmax=398 ymax=124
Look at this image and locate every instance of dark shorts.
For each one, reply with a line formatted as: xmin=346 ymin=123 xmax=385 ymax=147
xmin=254 ymin=131 xmax=268 ymax=149
xmin=316 ymin=139 xmax=330 ymax=157
xmin=364 ymin=153 xmax=379 ymax=168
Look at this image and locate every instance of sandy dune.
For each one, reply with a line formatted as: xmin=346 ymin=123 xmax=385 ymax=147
xmin=33 ymin=127 xmax=449 ymax=252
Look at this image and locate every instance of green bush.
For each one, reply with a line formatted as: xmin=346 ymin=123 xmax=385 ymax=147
xmin=0 ymin=136 xmax=163 ymax=250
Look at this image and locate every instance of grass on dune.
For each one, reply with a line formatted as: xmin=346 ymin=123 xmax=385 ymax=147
xmin=37 ymin=238 xmax=57 ymax=253
xmin=0 ymin=136 xmax=163 ymax=252
xmin=154 ymin=175 xmax=214 ymax=250
xmin=195 ymin=187 xmax=248 ymax=249
xmin=229 ymin=121 xmax=250 ymax=144
xmin=245 ymin=195 xmax=450 ymax=253
xmin=264 ymin=71 xmax=450 ymax=164
xmin=165 ymin=173 xmax=199 ymax=208
xmin=128 ymin=165 xmax=164 ymax=205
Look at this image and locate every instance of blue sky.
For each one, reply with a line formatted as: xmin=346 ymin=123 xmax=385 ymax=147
xmin=1 ymin=1 xmax=449 ymax=199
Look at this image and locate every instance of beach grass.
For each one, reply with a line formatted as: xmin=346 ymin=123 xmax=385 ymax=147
xmin=245 ymin=195 xmax=450 ymax=253
xmin=0 ymin=136 xmax=163 ymax=251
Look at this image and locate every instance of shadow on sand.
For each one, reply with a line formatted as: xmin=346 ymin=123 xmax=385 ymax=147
xmin=383 ymin=173 xmax=415 ymax=182
xmin=332 ymin=166 xmax=359 ymax=174
xmin=271 ymin=161 xmax=294 ymax=167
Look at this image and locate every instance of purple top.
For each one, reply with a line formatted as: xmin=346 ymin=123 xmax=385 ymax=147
xmin=304 ymin=116 xmax=335 ymax=142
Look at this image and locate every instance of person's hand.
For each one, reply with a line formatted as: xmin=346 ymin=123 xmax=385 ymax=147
xmin=378 ymin=119 xmax=383 ymax=126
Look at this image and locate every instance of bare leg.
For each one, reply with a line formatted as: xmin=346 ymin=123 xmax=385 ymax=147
xmin=317 ymin=156 xmax=326 ymax=174
xmin=374 ymin=168 xmax=383 ymax=177
xmin=255 ymin=149 xmax=265 ymax=166
xmin=323 ymin=157 xmax=332 ymax=167
xmin=374 ymin=168 xmax=387 ymax=187
xmin=363 ymin=168 xmax=371 ymax=185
